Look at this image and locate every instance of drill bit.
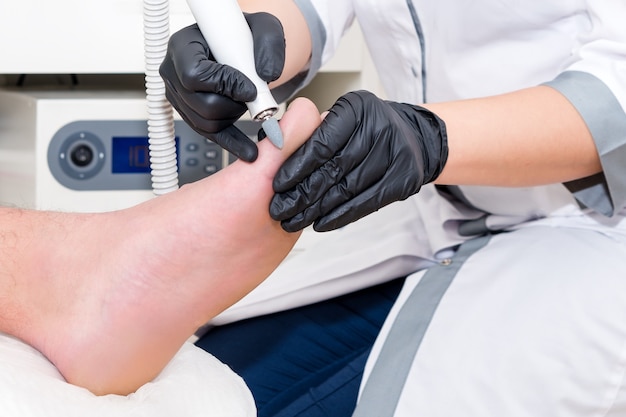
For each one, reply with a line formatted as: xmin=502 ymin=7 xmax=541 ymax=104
xmin=261 ymin=117 xmax=284 ymax=149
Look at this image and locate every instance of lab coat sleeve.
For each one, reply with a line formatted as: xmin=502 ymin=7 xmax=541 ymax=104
xmin=271 ymin=0 xmax=356 ymax=103
xmin=543 ymin=3 xmax=626 ymax=217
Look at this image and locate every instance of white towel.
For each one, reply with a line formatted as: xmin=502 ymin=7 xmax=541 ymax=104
xmin=0 ymin=332 xmax=255 ymax=417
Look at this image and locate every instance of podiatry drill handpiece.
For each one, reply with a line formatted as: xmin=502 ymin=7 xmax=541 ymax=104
xmin=185 ymin=0 xmax=284 ymax=149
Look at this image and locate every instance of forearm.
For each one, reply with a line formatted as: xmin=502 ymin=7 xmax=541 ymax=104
xmin=426 ymin=85 xmax=601 ymax=187
xmin=239 ymin=0 xmax=312 ymax=87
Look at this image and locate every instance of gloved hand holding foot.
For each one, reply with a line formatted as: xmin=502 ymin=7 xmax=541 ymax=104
xmin=270 ymin=90 xmax=449 ymax=232
xmin=159 ymin=13 xmax=285 ymax=162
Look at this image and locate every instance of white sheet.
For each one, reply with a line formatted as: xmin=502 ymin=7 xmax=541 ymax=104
xmin=0 ymin=332 xmax=255 ymax=416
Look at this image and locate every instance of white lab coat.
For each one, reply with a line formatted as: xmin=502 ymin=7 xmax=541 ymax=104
xmin=217 ymin=1 xmax=626 ymax=415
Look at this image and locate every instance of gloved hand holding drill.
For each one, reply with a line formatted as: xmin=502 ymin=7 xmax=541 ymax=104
xmin=159 ymin=15 xmax=448 ymax=233
xmin=270 ymin=90 xmax=448 ymax=232
xmin=159 ymin=12 xmax=285 ymax=162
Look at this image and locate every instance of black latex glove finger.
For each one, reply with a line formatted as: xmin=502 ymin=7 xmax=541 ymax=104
xmin=163 ymin=24 xmax=257 ymax=101
xmin=160 ymin=25 xmax=258 ymax=161
xmin=160 ymin=32 xmax=252 ymax=127
xmin=163 ymin=17 xmax=283 ymax=105
xmin=270 ymin=126 xmax=390 ymax=221
xmin=277 ymin=189 xmax=358 ymax=233
xmin=278 ymin=166 xmax=387 ymax=233
xmin=163 ymin=79 xmax=246 ymax=131
xmin=312 ymin=180 xmax=393 ymax=232
xmin=277 ymin=136 xmax=393 ymax=231
xmin=313 ymin=149 xmax=426 ymax=231
xmin=164 ymin=85 xmax=257 ymax=161
xmin=279 ymin=160 xmax=411 ymax=232
xmin=277 ymin=204 xmax=319 ymax=233
xmin=206 ymin=125 xmax=259 ymax=162
xmin=279 ymin=179 xmax=398 ymax=232
xmin=270 ymin=161 xmax=340 ymax=221
xmin=246 ymin=12 xmax=286 ymax=82
xmin=272 ymin=95 xmax=367 ymax=194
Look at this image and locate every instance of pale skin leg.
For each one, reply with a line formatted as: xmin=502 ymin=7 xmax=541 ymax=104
xmin=0 ymin=97 xmax=322 ymax=396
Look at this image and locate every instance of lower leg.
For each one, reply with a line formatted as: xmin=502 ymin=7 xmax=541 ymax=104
xmin=0 ymin=97 xmax=322 ymax=395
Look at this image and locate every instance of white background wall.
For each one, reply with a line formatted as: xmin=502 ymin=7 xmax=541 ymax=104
xmin=0 ymin=0 xmax=383 ymax=107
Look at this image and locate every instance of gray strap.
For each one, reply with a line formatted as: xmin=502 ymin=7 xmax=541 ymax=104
xmin=352 ymin=235 xmax=491 ymax=417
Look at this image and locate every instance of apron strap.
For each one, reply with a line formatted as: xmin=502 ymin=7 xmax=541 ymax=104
xmin=352 ymin=235 xmax=492 ymax=417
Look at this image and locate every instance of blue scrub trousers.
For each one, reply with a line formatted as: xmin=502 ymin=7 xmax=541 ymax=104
xmin=195 ymin=278 xmax=405 ymax=417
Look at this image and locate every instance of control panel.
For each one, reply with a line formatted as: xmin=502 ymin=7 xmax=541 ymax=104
xmin=47 ymin=119 xmax=253 ymax=191
xmin=0 ymin=88 xmax=279 ymax=213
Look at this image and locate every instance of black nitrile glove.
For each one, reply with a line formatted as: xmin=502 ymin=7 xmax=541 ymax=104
xmin=270 ymin=90 xmax=448 ymax=232
xmin=159 ymin=13 xmax=285 ymax=162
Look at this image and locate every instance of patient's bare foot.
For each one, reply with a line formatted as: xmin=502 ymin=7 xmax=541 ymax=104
xmin=0 ymin=98 xmax=322 ymax=395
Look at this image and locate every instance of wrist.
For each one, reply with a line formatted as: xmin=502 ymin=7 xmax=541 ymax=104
xmin=390 ymin=102 xmax=449 ymax=184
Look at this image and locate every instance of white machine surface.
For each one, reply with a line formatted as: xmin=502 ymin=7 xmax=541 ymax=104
xmin=0 ymin=89 xmax=261 ymax=212
xmin=0 ymin=0 xmax=195 ymax=74
xmin=0 ymin=0 xmax=369 ymax=75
